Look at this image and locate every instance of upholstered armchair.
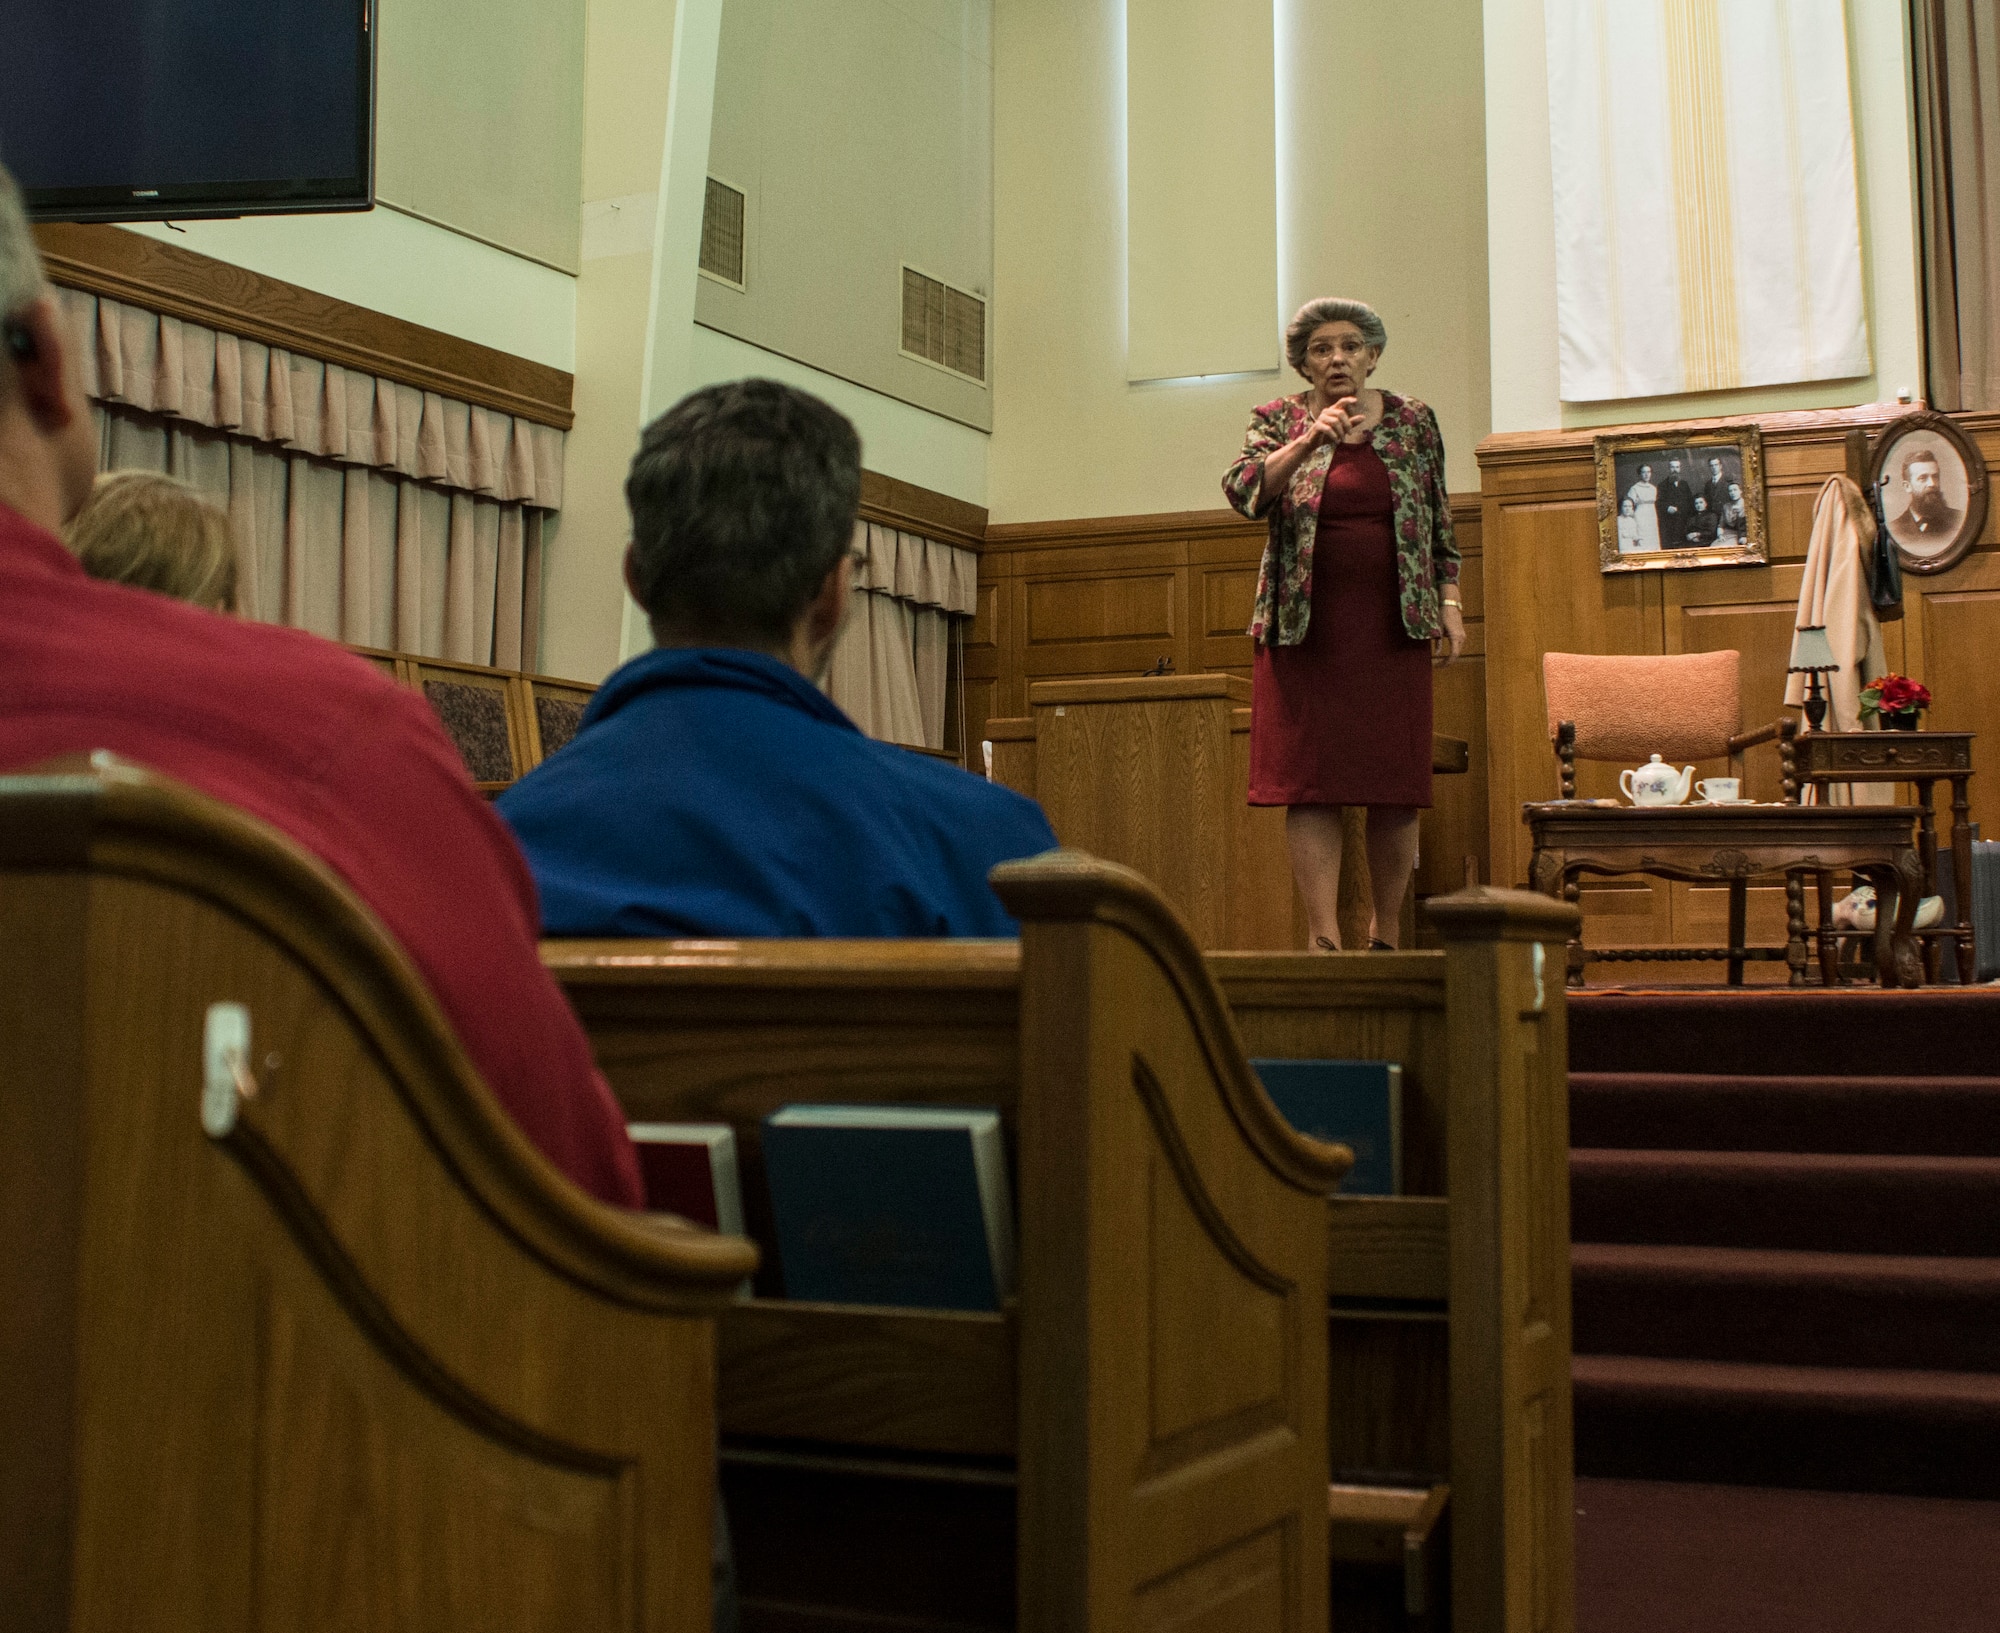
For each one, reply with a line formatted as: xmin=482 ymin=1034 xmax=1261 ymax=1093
xmin=1543 ymin=649 xmax=1798 ymax=804
xmin=1534 ymin=649 xmax=1807 ymax=984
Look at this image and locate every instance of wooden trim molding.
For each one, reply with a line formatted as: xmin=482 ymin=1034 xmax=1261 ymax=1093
xmin=1474 ymin=403 xmax=1910 ymax=475
xmin=982 ymin=495 xmax=1484 ymax=555
xmin=34 ymin=223 xmax=575 ymax=431
xmin=857 ymin=469 xmax=987 ymax=552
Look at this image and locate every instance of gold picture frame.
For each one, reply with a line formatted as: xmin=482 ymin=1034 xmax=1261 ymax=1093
xmin=1596 ymin=424 xmax=1768 ymax=573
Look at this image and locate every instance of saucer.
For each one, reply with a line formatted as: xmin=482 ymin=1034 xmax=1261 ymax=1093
xmin=1695 ymin=796 xmax=1753 ymax=806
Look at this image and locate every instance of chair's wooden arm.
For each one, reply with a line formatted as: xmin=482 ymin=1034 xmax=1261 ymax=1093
xmin=1726 ymin=717 xmax=1800 ymax=802
xmin=1726 ymin=719 xmax=1787 ymax=753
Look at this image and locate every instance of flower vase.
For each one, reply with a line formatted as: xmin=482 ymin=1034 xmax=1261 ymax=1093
xmin=1883 ymin=712 xmax=1920 ymax=731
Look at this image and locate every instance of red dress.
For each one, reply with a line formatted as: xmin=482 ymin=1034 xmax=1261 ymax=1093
xmin=1247 ymin=440 xmax=1434 ymax=808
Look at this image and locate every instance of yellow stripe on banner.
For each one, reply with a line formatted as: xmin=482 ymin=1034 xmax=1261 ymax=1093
xmin=1776 ymin=0 xmax=1816 ymax=370
xmin=1594 ymin=5 xmax=1626 ymax=397
xmin=1662 ymin=0 xmax=1742 ymax=391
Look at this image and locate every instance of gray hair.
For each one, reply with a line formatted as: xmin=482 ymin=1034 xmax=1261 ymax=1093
xmin=0 ymin=162 xmax=46 ymax=328
xmin=1284 ymin=297 xmax=1387 ymax=377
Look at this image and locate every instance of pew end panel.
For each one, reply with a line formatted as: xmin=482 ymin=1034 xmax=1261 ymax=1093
xmin=549 ymin=852 xmax=1344 ymax=1633
xmin=0 ymin=758 xmax=754 ymax=1633
xmin=1428 ymin=889 xmax=1579 ymax=1633
xmin=1210 ymin=888 xmax=1581 ymax=1633
xmin=996 ymin=852 xmax=1343 ymax=1633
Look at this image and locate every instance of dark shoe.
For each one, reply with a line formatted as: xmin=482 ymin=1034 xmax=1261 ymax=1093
xmin=1369 ymin=938 xmax=1395 ymax=951
xmin=1314 ymin=935 xmax=1340 ymax=952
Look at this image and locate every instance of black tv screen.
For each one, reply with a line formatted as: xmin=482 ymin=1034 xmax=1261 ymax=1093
xmin=3 ymin=0 xmax=374 ymax=222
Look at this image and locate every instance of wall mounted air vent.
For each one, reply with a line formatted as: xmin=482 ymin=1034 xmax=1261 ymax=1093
xmin=900 ymin=265 xmax=986 ymax=385
xmin=699 ymin=177 xmax=746 ymax=288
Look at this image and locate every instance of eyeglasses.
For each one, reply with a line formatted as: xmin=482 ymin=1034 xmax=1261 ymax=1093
xmin=1306 ymin=338 xmax=1369 ymax=360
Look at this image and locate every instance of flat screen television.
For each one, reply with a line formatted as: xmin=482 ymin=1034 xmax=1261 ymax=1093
xmin=3 ymin=0 xmax=375 ymax=223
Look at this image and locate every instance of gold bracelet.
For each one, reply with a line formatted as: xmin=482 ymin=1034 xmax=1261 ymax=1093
xmin=1442 ymin=596 xmax=1462 ymax=607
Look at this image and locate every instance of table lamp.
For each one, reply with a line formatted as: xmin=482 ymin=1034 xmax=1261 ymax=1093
xmin=1787 ymin=625 xmax=1840 ymax=730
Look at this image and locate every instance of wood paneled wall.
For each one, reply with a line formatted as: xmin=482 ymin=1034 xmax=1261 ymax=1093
xmin=1479 ymin=404 xmax=2000 ymax=967
xmin=971 ymin=499 xmax=1488 ymax=901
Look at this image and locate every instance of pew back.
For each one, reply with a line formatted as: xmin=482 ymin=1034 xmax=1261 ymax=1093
xmin=0 ymin=758 xmax=755 ymax=1633
xmin=552 ymin=886 xmax=1578 ymax=1633
xmin=552 ymin=852 xmax=1345 ymax=1633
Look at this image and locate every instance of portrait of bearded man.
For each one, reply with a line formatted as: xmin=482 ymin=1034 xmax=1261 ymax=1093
xmin=1888 ymin=446 xmax=1963 ymax=555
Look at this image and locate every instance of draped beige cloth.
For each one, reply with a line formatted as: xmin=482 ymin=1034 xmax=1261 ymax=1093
xmin=57 ymin=287 xmax=564 ymax=668
xmin=1913 ymin=1 xmax=2000 ymax=412
xmin=823 ymin=519 xmax=978 ymax=751
xmin=1785 ymin=475 xmax=1891 ymax=806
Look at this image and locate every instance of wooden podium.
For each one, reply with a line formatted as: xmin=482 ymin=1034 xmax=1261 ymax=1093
xmin=983 ymin=675 xmax=1301 ymax=950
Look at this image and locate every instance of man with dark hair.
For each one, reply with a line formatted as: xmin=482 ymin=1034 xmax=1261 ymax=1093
xmin=499 ymin=379 xmax=1056 ymax=937
xmin=1893 ymin=447 xmax=1960 ymax=547
xmin=0 ymin=160 xmax=641 ymax=1207
xmin=1657 ymin=457 xmax=1693 ymax=548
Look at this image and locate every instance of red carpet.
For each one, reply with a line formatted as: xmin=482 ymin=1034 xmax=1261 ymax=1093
xmin=1568 ymin=990 xmax=2000 ymax=1626
xmin=1576 ymin=1478 xmax=2000 ymax=1633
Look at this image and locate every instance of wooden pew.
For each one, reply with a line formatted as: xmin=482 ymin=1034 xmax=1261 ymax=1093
xmin=0 ymin=756 xmax=757 ymax=1633
xmin=1215 ymin=889 xmax=1579 ymax=1633
xmin=551 ymin=852 xmax=1346 ymax=1633
xmin=548 ymin=875 xmax=1578 ymax=1633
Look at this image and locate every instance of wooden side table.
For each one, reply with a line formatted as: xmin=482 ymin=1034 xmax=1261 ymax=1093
xmin=1523 ymin=803 xmax=1925 ymax=988
xmin=1792 ymin=730 xmax=1976 ymax=984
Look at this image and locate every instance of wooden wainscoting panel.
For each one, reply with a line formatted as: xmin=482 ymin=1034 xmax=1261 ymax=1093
xmin=1022 ymin=568 xmax=1185 ymax=679
xmin=1915 ymin=566 xmax=2000 ymax=844
xmin=1196 ymin=562 xmax=1262 ymax=673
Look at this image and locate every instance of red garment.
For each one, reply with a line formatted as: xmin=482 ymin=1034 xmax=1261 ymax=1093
xmin=0 ymin=505 xmax=642 ymax=1207
xmin=1248 ymin=441 xmax=1434 ymax=808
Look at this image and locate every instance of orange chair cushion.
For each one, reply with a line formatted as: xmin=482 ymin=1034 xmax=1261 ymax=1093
xmin=1543 ymin=650 xmax=1741 ymax=762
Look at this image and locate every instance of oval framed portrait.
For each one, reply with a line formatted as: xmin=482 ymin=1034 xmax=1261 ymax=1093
xmin=1868 ymin=410 xmax=1987 ymax=576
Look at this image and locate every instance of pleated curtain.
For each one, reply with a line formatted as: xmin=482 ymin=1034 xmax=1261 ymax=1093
xmin=823 ymin=519 xmax=978 ymax=752
xmin=57 ymin=287 xmax=565 ymax=669
xmin=1913 ymin=1 xmax=2000 ymax=412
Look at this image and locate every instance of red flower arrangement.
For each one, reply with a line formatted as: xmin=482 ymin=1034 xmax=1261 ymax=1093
xmin=1859 ymin=673 xmax=1932 ymax=723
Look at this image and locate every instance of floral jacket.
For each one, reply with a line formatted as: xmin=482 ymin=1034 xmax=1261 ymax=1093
xmin=1222 ymin=390 xmax=1460 ymax=647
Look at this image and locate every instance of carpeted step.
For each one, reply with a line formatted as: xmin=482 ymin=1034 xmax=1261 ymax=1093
xmin=1570 ymin=1071 xmax=2000 ymax=1156
xmin=1570 ymin=1149 xmax=2000 ymax=1256
xmin=1573 ymin=1352 xmax=2000 ymax=1497
xmin=1575 ymin=1477 xmax=2000 ymax=1633
xmin=1572 ymin=1243 xmax=2000 ymax=1372
xmin=1569 ymin=990 xmax=2000 ymax=1079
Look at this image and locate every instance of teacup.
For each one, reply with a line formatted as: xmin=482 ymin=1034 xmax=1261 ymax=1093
xmin=1697 ymin=777 xmax=1741 ymax=804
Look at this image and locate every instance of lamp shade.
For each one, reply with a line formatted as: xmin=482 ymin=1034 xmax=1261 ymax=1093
xmin=1787 ymin=624 xmax=1839 ymax=674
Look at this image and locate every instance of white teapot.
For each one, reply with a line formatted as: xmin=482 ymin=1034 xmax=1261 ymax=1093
xmin=1620 ymin=754 xmax=1695 ymax=807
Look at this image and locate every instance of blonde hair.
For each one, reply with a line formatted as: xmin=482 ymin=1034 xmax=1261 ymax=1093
xmin=66 ymin=471 xmax=239 ymax=612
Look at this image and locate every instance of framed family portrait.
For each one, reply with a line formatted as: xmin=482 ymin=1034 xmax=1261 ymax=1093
xmin=1594 ymin=424 xmax=1767 ymax=574
xmin=1867 ymin=410 xmax=1988 ymax=576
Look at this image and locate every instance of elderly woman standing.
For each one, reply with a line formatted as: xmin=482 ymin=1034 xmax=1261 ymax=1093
xmin=1223 ymin=298 xmax=1462 ymax=950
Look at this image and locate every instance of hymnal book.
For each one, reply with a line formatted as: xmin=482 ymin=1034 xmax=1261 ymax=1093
xmin=762 ymin=1105 xmax=1016 ymax=1311
xmin=626 ymin=1123 xmax=745 ymax=1235
xmin=1249 ymin=1060 xmax=1402 ymax=1196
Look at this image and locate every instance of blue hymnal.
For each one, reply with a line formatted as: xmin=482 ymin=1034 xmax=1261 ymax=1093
xmin=1250 ymin=1059 xmax=1402 ymax=1196
xmin=762 ymin=1105 xmax=1017 ymax=1311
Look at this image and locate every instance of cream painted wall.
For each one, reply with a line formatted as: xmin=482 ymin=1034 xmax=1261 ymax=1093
xmin=988 ymin=0 xmax=1492 ymax=521
xmin=1485 ymin=0 xmax=1921 ymax=433
xmin=375 ymin=0 xmax=586 ymax=272
xmin=696 ymin=0 xmax=993 ymax=432
xmin=689 ymin=325 xmax=990 ymax=503
xmin=538 ymin=0 xmax=687 ymax=684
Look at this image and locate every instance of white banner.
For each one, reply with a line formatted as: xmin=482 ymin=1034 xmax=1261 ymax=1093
xmin=1544 ymin=0 xmax=1870 ymax=401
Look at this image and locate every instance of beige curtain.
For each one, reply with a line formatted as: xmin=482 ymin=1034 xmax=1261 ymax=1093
xmin=824 ymin=520 xmax=977 ymax=750
xmin=58 ymin=287 xmax=565 ymax=668
xmin=1914 ymin=2 xmax=2000 ymax=411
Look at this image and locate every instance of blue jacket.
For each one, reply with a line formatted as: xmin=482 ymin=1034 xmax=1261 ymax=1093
xmin=498 ymin=647 xmax=1057 ymax=937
